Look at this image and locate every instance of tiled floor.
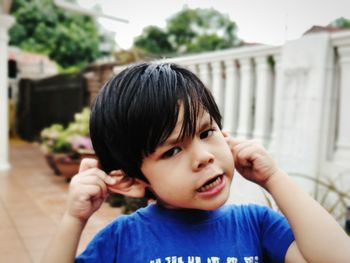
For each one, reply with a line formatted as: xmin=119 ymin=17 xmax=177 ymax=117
xmin=0 ymin=142 xmax=122 ymax=263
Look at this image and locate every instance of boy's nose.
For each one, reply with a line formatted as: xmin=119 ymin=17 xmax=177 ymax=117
xmin=191 ymin=143 xmax=215 ymax=171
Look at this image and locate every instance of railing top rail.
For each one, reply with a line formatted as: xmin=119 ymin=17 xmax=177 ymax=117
xmin=330 ymin=30 xmax=350 ymax=47
xmin=159 ymin=44 xmax=281 ymax=65
xmin=114 ymin=44 xmax=281 ymax=74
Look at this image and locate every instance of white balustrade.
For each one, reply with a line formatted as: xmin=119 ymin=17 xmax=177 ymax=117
xmin=114 ymin=46 xmax=280 ymax=143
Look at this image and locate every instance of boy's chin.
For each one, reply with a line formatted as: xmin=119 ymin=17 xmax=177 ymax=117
xmin=199 ymin=196 xmax=230 ymax=211
xmin=158 ymin=197 xmax=228 ymax=211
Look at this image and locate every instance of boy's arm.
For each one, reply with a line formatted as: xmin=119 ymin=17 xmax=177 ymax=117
xmin=41 ymin=213 xmax=86 ymax=263
xmin=229 ymin=139 xmax=350 ymax=263
xmin=265 ymin=169 xmax=350 ymax=263
xmin=41 ymin=159 xmax=117 ymax=263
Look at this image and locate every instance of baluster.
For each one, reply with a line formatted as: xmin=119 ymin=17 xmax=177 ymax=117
xmin=335 ymin=45 xmax=350 ymax=161
xmin=253 ymin=56 xmax=273 ymax=146
xmin=236 ymin=58 xmax=254 ymax=139
xmin=198 ymin=63 xmax=211 ymax=90
xmin=269 ymin=55 xmax=281 ymax=153
xmin=223 ymin=59 xmax=239 ymax=135
xmin=211 ymin=61 xmax=224 ymax=112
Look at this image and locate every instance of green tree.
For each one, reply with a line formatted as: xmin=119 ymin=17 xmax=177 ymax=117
xmin=134 ymin=7 xmax=240 ymax=56
xmin=134 ymin=26 xmax=174 ymax=55
xmin=330 ymin=17 xmax=350 ymax=28
xmin=9 ymin=0 xmax=102 ymax=70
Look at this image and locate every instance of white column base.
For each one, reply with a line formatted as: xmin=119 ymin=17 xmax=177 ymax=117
xmin=0 ymin=14 xmax=15 ymax=172
xmin=0 ymin=163 xmax=11 ymax=172
xmin=334 ymin=145 xmax=350 ymax=162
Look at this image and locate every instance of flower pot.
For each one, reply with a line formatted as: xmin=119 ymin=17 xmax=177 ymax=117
xmin=78 ymin=149 xmax=97 ymax=160
xmin=53 ymin=154 xmax=81 ymax=181
xmin=45 ymin=153 xmax=61 ymax=175
xmin=51 ymin=152 xmax=98 ymax=182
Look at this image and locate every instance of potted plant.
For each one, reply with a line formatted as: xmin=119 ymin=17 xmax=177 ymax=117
xmin=40 ymin=108 xmax=95 ymax=181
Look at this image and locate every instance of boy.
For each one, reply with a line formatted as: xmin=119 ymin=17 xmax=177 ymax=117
xmin=42 ymin=62 xmax=350 ymax=263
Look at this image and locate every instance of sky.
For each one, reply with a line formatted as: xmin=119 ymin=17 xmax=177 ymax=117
xmin=77 ymin=0 xmax=350 ymax=50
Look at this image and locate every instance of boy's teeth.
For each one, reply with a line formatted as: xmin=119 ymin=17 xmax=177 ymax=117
xmin=198 ymin=176 xmax=221 ymax=192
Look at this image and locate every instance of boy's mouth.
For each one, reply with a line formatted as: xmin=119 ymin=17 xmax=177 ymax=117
xmin=196 ymin=174 xmax=224 ymax=193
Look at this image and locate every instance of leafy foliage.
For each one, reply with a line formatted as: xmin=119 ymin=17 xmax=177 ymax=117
xmin=134 ymin=7 xmax=240 ymax=56
xmin=9 ymin=0 xmax=101 ymax=69
xmin=40 ymin=108 xmax=92 ymax=156
xmin=330 ymin=17 xmax=350 ymax=28
xmin=134 ymin=26 xmax=174 ymax=55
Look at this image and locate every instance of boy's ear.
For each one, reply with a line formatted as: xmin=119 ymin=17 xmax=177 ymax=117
xmin=107 ymin=170 xmax=148 ymax=198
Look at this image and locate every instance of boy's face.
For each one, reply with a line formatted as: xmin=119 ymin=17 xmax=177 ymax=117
xmin=141 ymin=107 xmax=235 ymax=210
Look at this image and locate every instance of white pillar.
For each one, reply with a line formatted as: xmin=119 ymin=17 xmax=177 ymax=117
xmin=198 ymin=63 xmax=211 ymax=90
xmin=223 ymin=59 xmax=239 ymax=135
xmin=334 ymin=45 xmax=350 ymax=162
xmin=211 ymin=61 xmax=224 ymax=112
xmin=252 ymin=55 xmax=273 ymax=146
xmin=0 ymin=14 xmax=15 ymax=171
xmin=274 ymin=34 xmax=333 ymax=183
xmin=236 ymin=58 xmax=254 ymax=139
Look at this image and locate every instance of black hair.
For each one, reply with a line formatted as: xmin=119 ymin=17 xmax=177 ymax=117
xmin=90 ymin=62 xmax=222 ymax=182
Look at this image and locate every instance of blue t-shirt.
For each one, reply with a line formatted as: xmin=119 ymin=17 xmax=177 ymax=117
xmin=76 ymin=204 xmax=294 ymax=263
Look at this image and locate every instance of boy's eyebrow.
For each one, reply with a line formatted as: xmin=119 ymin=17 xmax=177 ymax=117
xmin=159 ymin=132 xmax=183 ymax=148
xmin=159 ymin=116 xmax=213 ymax=148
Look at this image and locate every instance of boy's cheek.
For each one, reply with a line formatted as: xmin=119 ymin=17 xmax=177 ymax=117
xmin=224 ymin=137 xmax=235 ymax=156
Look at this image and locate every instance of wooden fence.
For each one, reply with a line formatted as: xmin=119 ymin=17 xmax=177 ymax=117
xmin=17 ymin=73 xmax=87 ymax=141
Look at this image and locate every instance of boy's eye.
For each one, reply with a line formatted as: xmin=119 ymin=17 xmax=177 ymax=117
xmin=161 ymin=147 xmax=181 ymax=159
xmin=200 ymin=129 xmax=214 ymax=139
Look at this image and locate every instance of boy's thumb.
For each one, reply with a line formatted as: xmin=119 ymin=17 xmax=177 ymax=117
xmin=79 ymin=158 xmax=99 ymax=173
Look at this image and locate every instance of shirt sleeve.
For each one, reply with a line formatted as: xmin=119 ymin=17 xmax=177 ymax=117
xmin=75 ymin=219 xmax=119 ymax=263
xmin=258 ymin=206 xmax=295 ymax=263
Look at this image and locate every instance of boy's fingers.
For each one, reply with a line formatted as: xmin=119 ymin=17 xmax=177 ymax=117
xmin=76 ymin=165 xmax=117 ymax=186
xmin=236 ymin=144 xmax=256 ymax=163
xmin=226 ymin=137 xmax=247 ymax=148
xmin=78 ymin=175 xmax=108 ymax=195
xmin=92 ymin=169 xmax=118 ymax=185
xmin=229 ymin=138 xmax=262 ymax=151
xmin=84 ymin=185 xmax=105 ymax=200
xmin=233 ymin=140 xmax=255 ymax=153
xmin=79 ymin=158 xmax=99 ymax=173
xmin=108 ymin=170 xmax=136 ymax=189
xmin=109 ymin=170 xmax=126 ymax=185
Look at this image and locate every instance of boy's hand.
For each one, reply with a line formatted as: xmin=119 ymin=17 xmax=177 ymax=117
xmin=66 ymin=158 xmax=118 ymax=222
xmin=226 ymin=137 xmax=279 ymax=188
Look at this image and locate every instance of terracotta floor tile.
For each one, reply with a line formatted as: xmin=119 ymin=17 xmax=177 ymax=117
xmin=17 ymin=223 xmax=56 ymax=238
xmin=6 ymin=203 xmax=41 ymax=216
xmin=0 ymin=252 xmax=32 ymax=263
xmin=0 ymin=214 xmax=13 ymax=229
xmin=0 ymin=228 xmax=26 ymax=252
xmin=12 ymin=215 xmax=54 ymax=228
xmin=0 ymin=142 xmax=122 ymax=260
xmin=30 ymin=250 xmax=46 ymax=263
xmin=22 ymin=234 xmax=53 ymax=251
